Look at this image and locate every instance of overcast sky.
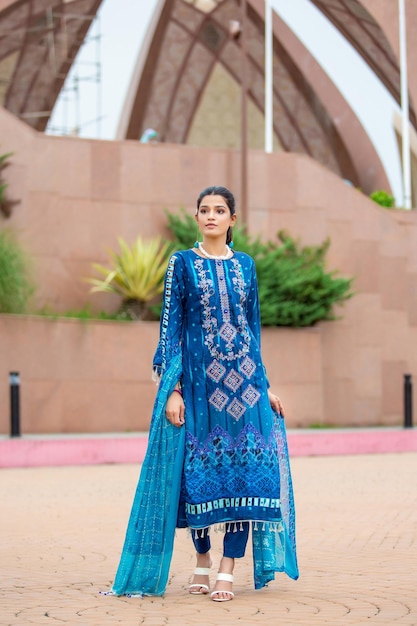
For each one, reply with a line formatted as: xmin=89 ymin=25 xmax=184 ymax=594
xmin=47 ymin=0 xmax=157 ymax=138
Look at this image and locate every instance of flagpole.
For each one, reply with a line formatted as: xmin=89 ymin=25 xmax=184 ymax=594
xmin=240 ymin=0 xmax=248 ymax=225
xmin=265 ymin=0 xmax=273 ymax=153
xmin=399 ymin=0 xmax=412 ymax=209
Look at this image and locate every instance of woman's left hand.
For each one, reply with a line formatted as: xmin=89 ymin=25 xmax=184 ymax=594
xmin=268 ymin=390 xmax=285 ymax=416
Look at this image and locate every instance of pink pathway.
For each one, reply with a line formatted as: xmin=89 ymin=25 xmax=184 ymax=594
xmin=1 ymin=428 xmax=417 ymax=468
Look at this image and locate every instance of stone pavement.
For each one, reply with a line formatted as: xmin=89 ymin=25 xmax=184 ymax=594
xmin=1 ymin=452 xmax=416 ymax=626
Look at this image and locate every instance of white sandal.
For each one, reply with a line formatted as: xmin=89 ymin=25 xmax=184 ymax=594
xmin=189 ymin=567 xmax=210 ymax=595
xmin=210 ymin=573 xmax=234 ymax=602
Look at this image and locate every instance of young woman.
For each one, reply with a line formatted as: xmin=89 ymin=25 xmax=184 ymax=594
xmin=111 ymin=186 xmax=299 ymax=601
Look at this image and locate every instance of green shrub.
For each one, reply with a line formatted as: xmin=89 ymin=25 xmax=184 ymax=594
xmin=370 ymin=190 xmax=395 ymax=208
xmin=166 ymin=210 xmax=353 ymax=327
xmin=255 ymin=232 xmax=354 ymax=326
xmin=0 ymin=230 xmax=34 ymax=313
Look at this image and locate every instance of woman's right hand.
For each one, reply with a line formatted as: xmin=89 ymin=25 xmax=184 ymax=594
xmin=165 ymin=391 xmax=185 ymax=427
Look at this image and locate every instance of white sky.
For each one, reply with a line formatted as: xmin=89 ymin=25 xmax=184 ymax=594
xmin=275 ymin=0 xmax=403 ymax=203
xmin=47 ymin=0 xmax=157 ymax=138
xmin=47 ymin=0 xmax=404 ymax=202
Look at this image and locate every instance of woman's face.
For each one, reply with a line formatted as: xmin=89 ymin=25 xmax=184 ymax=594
xmin=195 ymin=194 xmax=237 ymax=239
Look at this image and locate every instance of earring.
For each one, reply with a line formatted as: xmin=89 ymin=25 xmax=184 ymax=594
xmin=228 ymin=241 xmax=234 ymax=249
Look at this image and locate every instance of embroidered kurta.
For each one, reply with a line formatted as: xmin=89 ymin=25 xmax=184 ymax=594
xmin=111 ymin=249 xmax=298 ymax=597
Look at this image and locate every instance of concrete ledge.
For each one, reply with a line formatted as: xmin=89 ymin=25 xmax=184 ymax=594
xmin=1 ymin=428 xmax=416 ymax=468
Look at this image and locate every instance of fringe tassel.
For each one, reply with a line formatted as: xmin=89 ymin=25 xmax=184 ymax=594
xmin=214 ymin=523 xmax=225 ymax=533
xmin=188 ymin=520 xmax=285 ymax=536
xmin=272 ymin=522 xmax=284 ymax=533
xmin=187 ymin=526 xmax=211 ymax=538
xmin=151 ymin=366 xmax=162 ymax=385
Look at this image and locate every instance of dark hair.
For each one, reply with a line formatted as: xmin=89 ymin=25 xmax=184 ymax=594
xmin=196 ymin=186 xmax=236 ymax=245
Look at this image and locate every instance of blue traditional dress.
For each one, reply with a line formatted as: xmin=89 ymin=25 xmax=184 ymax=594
xmin=111 ymin=249 xmax=299 ymax=596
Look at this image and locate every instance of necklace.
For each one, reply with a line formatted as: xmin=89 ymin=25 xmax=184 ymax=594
xmin=198 ymin=242 xmax=232 ymax=260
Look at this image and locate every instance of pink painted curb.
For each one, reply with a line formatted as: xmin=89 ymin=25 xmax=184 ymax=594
xmin=0 ymin=429 xmax=416 ymax=469
xmin=287 ymin=429 xmax=417 ymax=457
xmin=0 ymin=436 xmax=149 ymax=469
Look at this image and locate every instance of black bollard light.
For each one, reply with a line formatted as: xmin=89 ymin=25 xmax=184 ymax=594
xmin=404 ymin=374 xmax=413 ymax=429
xmin=10 ymin=371 xmax=21 ymax=437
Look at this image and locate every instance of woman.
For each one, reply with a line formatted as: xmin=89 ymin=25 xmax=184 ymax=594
xmin=111 ymin=186 xmax=299 ymax=601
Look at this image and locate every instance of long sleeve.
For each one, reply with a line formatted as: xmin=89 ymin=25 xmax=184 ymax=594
xmin=246 ymin=258 xmax=262 ymax=348
xmin=153 ymin=253 xmax=185 ymax=379
xmin=245 ymin=258 xmax=270 ymax=387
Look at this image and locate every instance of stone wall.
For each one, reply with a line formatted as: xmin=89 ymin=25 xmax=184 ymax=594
xmin=1 ymin=107 xmax=416 ymax=429
xmin=0 ymin=316 xmax=321 ymax=433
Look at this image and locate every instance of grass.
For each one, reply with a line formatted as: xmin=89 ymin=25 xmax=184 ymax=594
xmin=0 ymin=230 xmax=34 ymax=313
xmin=35 ymin=306 xmax=134 ymax=322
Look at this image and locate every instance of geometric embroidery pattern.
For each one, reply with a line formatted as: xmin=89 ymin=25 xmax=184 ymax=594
xmin=240 ymin=356 xmax=256 ymax=379
xmin=183 ymin=422 xmax=282 ymax=509
xmin=242 ymin=384 xmax=261 ymax=408
xmin=226 ymin=398 xmax=246 ymax=421
xmin=159 ymin=254 xmax=177 ymax=371
xmin=209 ymin=387 xmax=229 ymax=411
xmin=224 ymin=369 xmax=244 ymax=392
xmin=219 ymin=322 xmax=237 ymax=342
xmin=206 ymin=360 xmax=226 ymax=383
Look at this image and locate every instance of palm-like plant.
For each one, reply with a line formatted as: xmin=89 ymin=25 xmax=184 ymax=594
xmin=0 ymin=151 xmax=19 ymax=218
xmin=88 ymin=236 xmax=173 ymax=319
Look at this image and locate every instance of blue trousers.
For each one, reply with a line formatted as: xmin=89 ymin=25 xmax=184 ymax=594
xmin=191 ymin=523 xmax=249 ymax=559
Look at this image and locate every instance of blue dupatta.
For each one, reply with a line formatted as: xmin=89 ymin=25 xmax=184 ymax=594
xmin=111 ymin=354 xmax=184 ymax=596
xmin=252 ymin=411 xmax=299 ymax=587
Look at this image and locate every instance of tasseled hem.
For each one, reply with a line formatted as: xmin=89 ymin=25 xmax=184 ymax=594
xmin=187 ymin=520 xmax=284 ymax=535
xmin=251 ymin=520 xmax=283 ymax=533
xmin=152 ymin=366 xmax=162 ymax=385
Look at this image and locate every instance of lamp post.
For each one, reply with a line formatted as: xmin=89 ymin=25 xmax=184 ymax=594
xmin=399 ymin=0 xmax=412 ymax=209
xmin=265 ymin=0 xmax=273 ymax=153
xmin=10 ymin=372 xmax=21 ymax=437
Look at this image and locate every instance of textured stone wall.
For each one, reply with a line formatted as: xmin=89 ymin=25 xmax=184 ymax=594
xmin=1 ymin=107 xmax=416 ymax=429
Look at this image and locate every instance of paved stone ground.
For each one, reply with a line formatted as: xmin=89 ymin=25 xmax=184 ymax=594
xmin=1 ymin=453 xmax=416 ymax=626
